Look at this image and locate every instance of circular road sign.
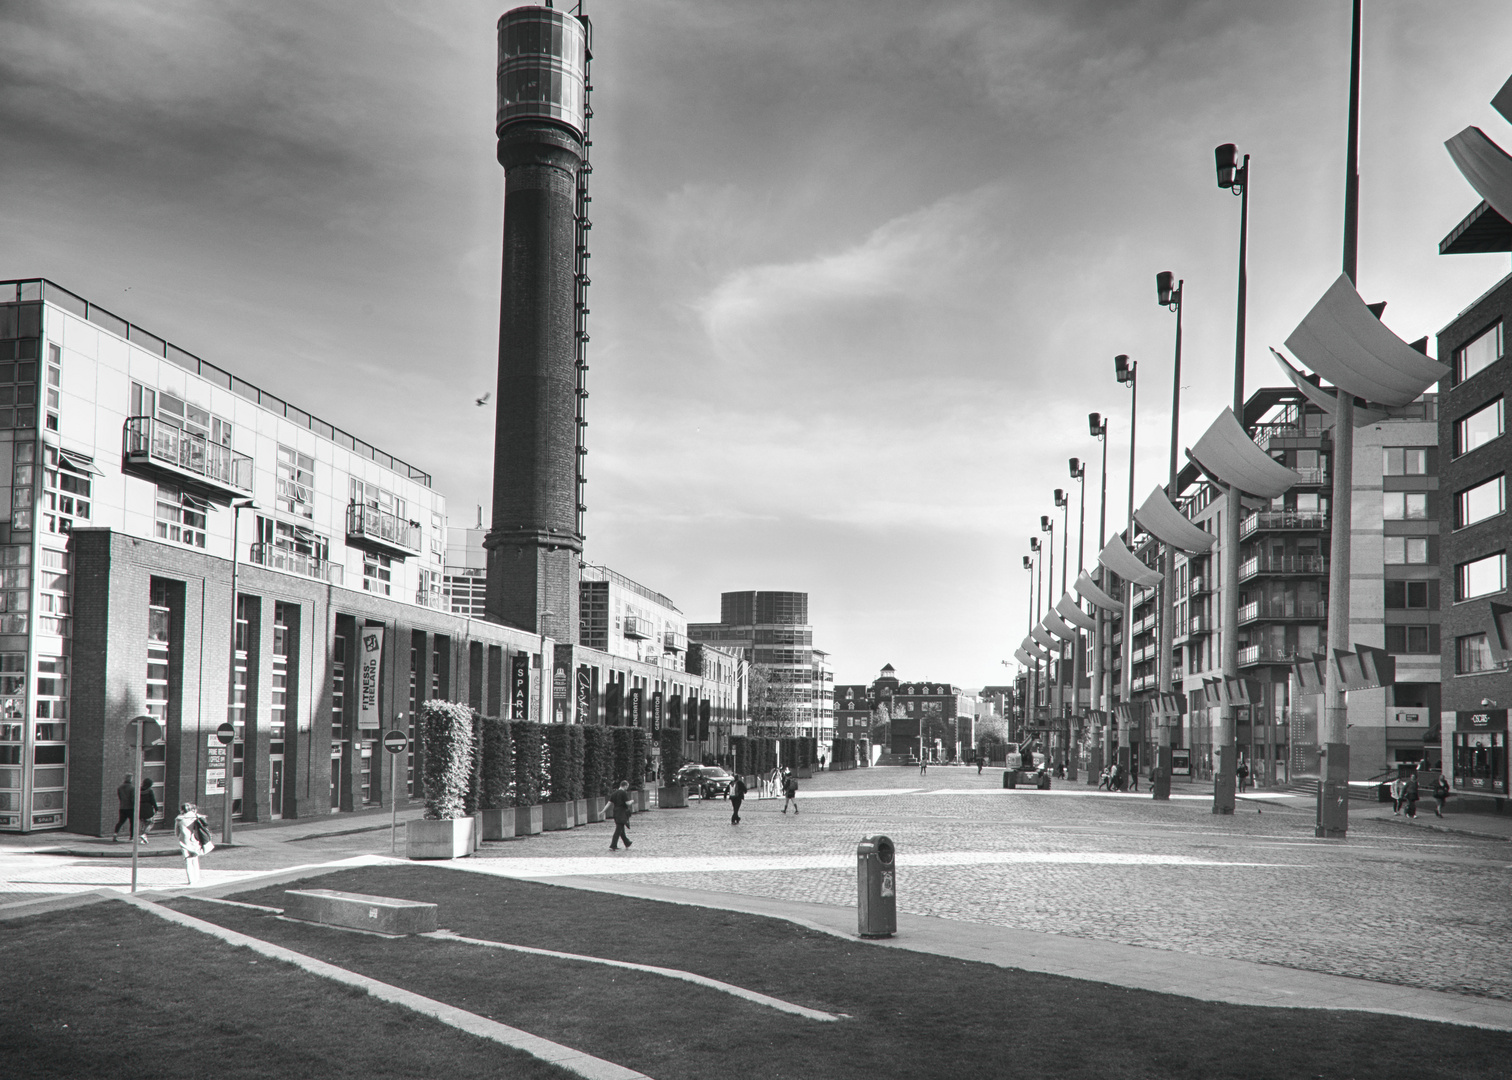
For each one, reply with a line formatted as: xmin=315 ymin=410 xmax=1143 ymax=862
xmin=216 ymin=723 xmax=236 ymax=746
xmin=383 ymin=730 xmax=409 ymax=755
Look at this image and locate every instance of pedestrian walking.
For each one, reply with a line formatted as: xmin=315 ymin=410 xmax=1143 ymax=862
xmin=112 ymin=774 xmax=136 ymax=841
xmin=137 ymin=778 xmax=158 ymax=843
xmin=1433 ymin=772 xmax=1450 ymax=818
xmin=919 ymin=757 xmax=928 ymax=775
xmin=781 ymin=771 xmax=799 ymax=814
xmin=173 ymin=802 xmax=214 ymax=885
xmin=729 ymin=775 xmax=747 ymax=824
xmin=1236 ymin=758 xmax=1250 ymax=793
xmin=1128 ymin=762 xmax=1139 ymax=792
xmin=977 ymin=758 xmax=984 ymax=776
xmin=606 ymin=781 xmax=633 ymax=850
xmin=1402 ymin=773 xmax=1420 ymax=818
xmin=1391 ymin=775 xmax=1406 ymax=814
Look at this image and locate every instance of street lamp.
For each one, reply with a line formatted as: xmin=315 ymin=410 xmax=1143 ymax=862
xmin=1053 ymin=488 xmax=1071 ymax=774
xmin=1030 ymin=537 xmax=1044 ymax=730
xmin=1114 ymin=355 xmax=1138 ymax=775
xmin=1088 ymin=412 xmax=1110 ymax=775
xmin=222 ymin=496 xmax=256 ymax=846
xmin=1069 ymin=457 xmax=1088 ymax=777
xmin=1211 ymin=142 xmax=1251 ymax=815
xmin=1154 ymin=270 xmax=1185 ymax=799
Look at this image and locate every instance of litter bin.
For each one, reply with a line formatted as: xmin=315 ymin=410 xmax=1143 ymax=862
xmin=1003 ymin=770 xmax=1017 ymax=789
xmin=857 ymin=835 xmax=896 ymax=938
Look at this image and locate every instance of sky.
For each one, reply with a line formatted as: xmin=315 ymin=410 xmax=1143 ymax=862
xmin=2 ymin=0 xmax=1511 ymax=688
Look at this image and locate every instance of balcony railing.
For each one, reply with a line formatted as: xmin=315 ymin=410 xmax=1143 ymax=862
xmin=1188 ymin=614 xmax=1213 ymax=634
xmin=1238 ymin=642 xmax=1304 ymax=667
xmin=124 ymin=416 xmax=253 ymax=498
xmin=345 ymin=502 xmax=421 ymax=557
xmin=1239 ymin=555 xmax=1328 ymax=581
xmin=1132 ymin=673 xmax=1158 ymax=692
xmin=1240 ymin=511 xmax=1329 ymax=539
xmin=623 ymin=615 xmax=651 ymax=640
xmin=1188 ymin=575 xmax=1208 ymax=596
xmin=1251 ymin=423 xmax=1303 ymax=452
xmin=663 ymin=629 xmax=687 ymax=652
xmin=1292 ymin=467 xmax=1328 ymax=486
xmin=1238 ymin=600 xmax=1326 ymax=625
xmin=248 ymin=543 xmax=342 ymax=584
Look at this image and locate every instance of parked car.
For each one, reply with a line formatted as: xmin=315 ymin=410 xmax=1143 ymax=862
xmin=674 ymin=765 xmax=734 ymax=799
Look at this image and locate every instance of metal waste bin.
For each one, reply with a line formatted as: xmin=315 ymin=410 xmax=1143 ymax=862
xmin=1003 ymin=769 xmax=1017 ymax=789
xmin=857 ymin=835 xmax=896 ymax=938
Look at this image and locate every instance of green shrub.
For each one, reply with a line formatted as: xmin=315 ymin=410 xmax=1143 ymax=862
xmin=659 ymin=729 xmax=683 ymax=782
xmin=583 ymin=725 xmax=611 ymax=799
xmin=419 ymin=700 xmax=475 ymax=820
xmin=510 ymin=721 xmax=548 ymax=807
xmin=630 ymin=728 xmax=648 ymax=789
xmin=480 ymin=716 xmax=513 ymax=810
xmin=611 ymin=727 xmax=635 ymax=790
xmin=463 ymin=709 xmax=484 ymax=815
xmin=544 ymin=725 xmax=573 ymax=802
xmin=567 ymin=724 xmax=585 ymax=800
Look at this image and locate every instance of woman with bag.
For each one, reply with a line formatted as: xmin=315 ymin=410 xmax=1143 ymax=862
xmin=173 ymin=802 xmax=214 ymax=885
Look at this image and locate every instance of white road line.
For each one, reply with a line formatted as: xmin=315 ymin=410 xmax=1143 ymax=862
xmin=424 ymin=929 xmax=841 ymax=1022
xmin=122 ymin=895 xmax=653 ymax=1080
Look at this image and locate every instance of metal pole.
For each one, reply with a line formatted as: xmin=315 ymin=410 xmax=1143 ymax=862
xmin=130 ymin=719 xmax=142 ymax=894
xmin=222 ymin=505 xmax=242 ymax=847
xmin=1094 ymin=421 xmax=1110 ymax=770
xmin=1060 ymin=496 xmax=1070 ymax=776
xmin=1155 ymin=282 xmax=1184 ymax=799
xmin=1075 ymin=464 xmax=1087 ymax=776
xmin=1120 ymin=366 xmax=1137 ymax=774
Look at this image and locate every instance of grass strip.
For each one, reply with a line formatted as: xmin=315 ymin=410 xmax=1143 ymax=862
xmin=0 ymin=899 xmax=580 ymax=1080
xmin=197 ymin=863 xmax=1512 ymax=1080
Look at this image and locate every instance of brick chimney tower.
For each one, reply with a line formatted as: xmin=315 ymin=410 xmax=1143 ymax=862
xmin=485 ymin=4 xmax=589 ymax=643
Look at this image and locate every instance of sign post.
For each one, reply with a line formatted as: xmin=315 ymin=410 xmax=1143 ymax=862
xmin=383 ymin=728 xmax=409 ymax=852
xmin=126 ymin=716 xmax=163 ymax=894
xmin=216 ymin=721 xmax=236 ymax=846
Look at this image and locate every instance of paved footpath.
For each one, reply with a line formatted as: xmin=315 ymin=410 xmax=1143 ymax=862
xmin=5 ymin=767 xmax=1511 ymax=1029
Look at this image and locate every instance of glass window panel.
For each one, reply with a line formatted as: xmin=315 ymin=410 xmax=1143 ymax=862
xmin=1455 ymin=397 xmax=1504 ymax=456
xmin=1456 ymin=321 xmax=1502 ymax=385
xmin=1457 ymin=475 xmax=1505 ymax=528
xmin=1457 ymin=633 xmax=1494 ymax=673
xmin=1457 ymin=552 xmax=1507 ymax=600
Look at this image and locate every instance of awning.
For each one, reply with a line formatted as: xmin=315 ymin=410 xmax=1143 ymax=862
xmin=58 ymin=449 xmax=102 ymax=475
xmin=1021 ymin=636 xmax=1050 ymax=661
xmin=1074 ymin=570 xmax=1121 ymax=611
xmin=1014 ymin=647 xmax=1037 ymax=668
xmin=1055 ymin=593 xmax=1097 ymax=631
xmin=1042 ymin=611 xmax=1078 ymax=642
xmin=1030 ymin=625 xmax=1057 ymax=651
xmin=1096 ymin=534 xmax=1161 ymax=588
xmin=1283 ymin=274 xmax=1448 ymax=407
xmin=1269 ymin=347 xmax=1389 ymax=426
xmin=1189 ymin=408 xmax=1300 ymax=499
xmin=1446 ymin=126 xmax=1512 ymax=231
xmin=1480 ymin=601 xmax=1512 ymax=667
xmin=1134 ymin=485 xmax=1216 ymax=554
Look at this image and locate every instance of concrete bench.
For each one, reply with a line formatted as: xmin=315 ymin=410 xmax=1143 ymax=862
xmin=283 ymin=889 xmax=438 ymax=935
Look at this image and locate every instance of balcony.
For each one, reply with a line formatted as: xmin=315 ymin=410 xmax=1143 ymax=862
xmin=248 ymin=543 xmax=343 ymax=585
xmin=1188 ymin=575 xmax=1208 ymax=596
xmin=1238 ymin=555 xmax=1328 ymax=581
xmin=1251 ymin=423 xmax=1304 ymax=452
xmin=1292 ymin=467 xmax=1329 ymax=486
xmin=623 ymin=615 xmax=651 ymax=640
xmin=1188 ymin=614 xmax=1213 ymax=634
xmin=124 ymin=416 xmax=252 ymax=502
xmin=663 ymin=629 xmax=687 ymax=653
xmin=1132 ymin=673 xmax=1158 ymax=692
xmin=1238 ymin=600 xmax=1326 ymax=625
xmin=1238 ymin=642 xmax=1304 ymax=668
xmin=345 ymin=502 xmax=421 ymax=559
xmin=1132 ymin=614 xmax=1157 ymax=636
xmin=1240 ymin=511 xmax=1329 ymax=539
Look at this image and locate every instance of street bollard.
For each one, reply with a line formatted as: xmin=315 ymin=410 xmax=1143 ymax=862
xmin=856 ymin=835 xmax=896 ymax=938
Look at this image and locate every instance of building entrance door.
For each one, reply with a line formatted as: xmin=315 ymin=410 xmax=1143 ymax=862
xmin=269 ymin=755 xmax=283 ymax=819
xmin=330 ymin=740 xmax=343 ymax=810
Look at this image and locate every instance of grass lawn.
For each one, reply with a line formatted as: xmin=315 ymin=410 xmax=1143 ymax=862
xmin=159 ymin=863 xmax=1512 ymax=1080
xmin=0 ymin=900 xmax=577 ymax=1080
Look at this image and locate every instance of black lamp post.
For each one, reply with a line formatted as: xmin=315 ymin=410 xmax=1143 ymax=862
xmin=1153 ymin=270 xmax=1184 ymax=799
xmin=1113 ymin=355 xmax=1138 ymax=775
xmin=1088 ymin=411 xmax=1110 ymax=775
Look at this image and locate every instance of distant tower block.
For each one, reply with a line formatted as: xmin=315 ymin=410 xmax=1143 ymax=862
xmin=485 ymin=4 xmax=588 ymax=642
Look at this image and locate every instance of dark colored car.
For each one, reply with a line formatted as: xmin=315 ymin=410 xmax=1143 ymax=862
xmin=674 ymin=765 xmax=734 ymax=799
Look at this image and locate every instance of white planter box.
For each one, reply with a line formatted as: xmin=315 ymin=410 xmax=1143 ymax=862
xmin=406 ymin=816 xmax=475 ymax=860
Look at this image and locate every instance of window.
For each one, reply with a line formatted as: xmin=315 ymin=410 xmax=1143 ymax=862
xmin=0 ymin=360 xmax=38 ymax=431
xmin=42 ymin=446 xmax=91 ymax=534
xmin=1456 ymin=632 xmax=1496 ymax=674
xmin=363 ymin=552 xmax=392 ymax=595
xmin=1384 ymin=537 xmax=1429 ymax=565
xmin=1382 ymin=492 xmax=1428 ymax=520
xmin=1383 ymin=448 xmax=1428 ymax=476
xmin=155 ymin=486 xmax=207 ymax=548
xmin=131 ymin=383 xmax=233 ymax=446
xmin=276 ymin=445 xmax=315 ymax=519
xmin=44 ymin=343 xmax=60 ymax=432
xmin=1455 ymin=321 xmax=1502 ymax=385
xmin=1457 ymin=552 xmax=1507 ymax=601
xmin=1385 ymin=581 xmax=1430 ymax=609
xmin=258 ymin=516 xmax=328 ymax=562
xmin=1456 ymin=474 xmax=1505 ymax=529
xmin=351 ymin=477 xmax=405 ymax=521
xmin=1384 ymin=625 xmax=1431 ymax=654
xmin=12 ymin=441 xmax=33 ymax=531
xmin=1454 ymin=397 xmax=1504 ymax=456
xmin=35 ymin=547 xmax=69 ymax=638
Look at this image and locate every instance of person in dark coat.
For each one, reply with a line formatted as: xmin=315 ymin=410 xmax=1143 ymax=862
xmin=606 ymin=781 xmax=633 ymax=850
xmin=781 ymin=771 xmax=799 ymax=814
xmin=112 ymin=774 xmax=136 ymax=841
xmin=729 ymin=775 xmax=747 ymax=824
xmin=137 ymin=778 xmax=159 ymax=843
xmin=1432 ymin=772 xmax=1450 ymax=818
xmin=1401 ymin=773 xmax=1420 ymax=818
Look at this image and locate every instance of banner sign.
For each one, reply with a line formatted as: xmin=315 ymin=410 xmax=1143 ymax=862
xmin=651 ymin=691 xmax=663 ymax=735
xmin=206 ymin=734 xmax=227 ymax=794
xmin=358 ymin=627 xmax=384 ymax=731
xmin=668 ymin=694 xmax=682 ymax=728
xmin=553 ymin=658 xmax=569 ymax=723
xmin=605 ymin=680 xmax=622 ymax=724
xmin=577 ymin=665 xmax=592 ymax=724
xmin=511 ymin=652 xmax=531 ymax=719
xmin=699 ymin=699 xmax=711 ymax=741
xmin=629 ymin=687 xmax=644 ymax=728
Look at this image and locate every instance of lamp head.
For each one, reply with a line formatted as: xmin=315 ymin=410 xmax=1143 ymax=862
xmin=1114 ymin=354 xmax=1133 ymax=384
xmin=1156 ymin=271 xmax=1178 ymax=308
xmin=1088 ymin=411 xmax=1103 ymax=436
xmin=1040 ymin=514 xmax=1052 ymax=532
xmin=1054 ymin=488 xmax=1066 ymax=507
xmin=1068 ymin=456 xmax=1081 ymax=479
xmin=1215 ymin=143 xmax=1239 ymax=189
xmin=1023 ymin=555 xmax=1032 ymax=570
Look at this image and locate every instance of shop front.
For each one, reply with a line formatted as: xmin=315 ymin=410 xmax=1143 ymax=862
xmin=1452 ymin=709 xmax=1507 ymax=797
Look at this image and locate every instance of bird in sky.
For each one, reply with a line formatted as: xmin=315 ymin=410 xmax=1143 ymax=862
xmin=475 ymin=392 xmax=491 ymax=407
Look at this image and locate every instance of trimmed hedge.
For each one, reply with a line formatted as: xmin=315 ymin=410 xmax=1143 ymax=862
xmin=419 ymin=700 xmax=475 ymax=820
xmin=480 ymin=716 xmax=513 ymax=810
xmin=612 ymin=727 xmax=648 ymax=789
xmin=464 ymin=709 xmax=484 ymax=815
xmin=583 ymin=725 xmax=612 ymax=800
xmin=510 ymin=720 xmax=548 ymax=807
xmin=659 ymin=729 xmax=683 ymax=782
xmin=544 ymin=724 xmax=586 ymax=802
xmin=567 ymin=724 xmax=585 ymax=800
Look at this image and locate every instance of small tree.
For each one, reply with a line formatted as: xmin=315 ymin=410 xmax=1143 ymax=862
xmin=630 ymin=728 xmax=648 ymax=789
xmin=480 ymin=715 xmax=513 ymax=810
xmin=611 ymin=727 xmax=635 ymax=789
xmin=567 ymin=724 xmax=585 ymax=801
xmin=659 ymin=729 xmax=683 ymax=782
xmin=583 ymin=725 xmax=612 ymax=800
xmin=510 ymin=721 xmax=548 ymax=807
xmin=419 ymin=700 xmax=475 ymax=820
xmin=749 ymin=663 xmax=801 ymax=739
xmin=545 ymin=724 xmax=572 ymax=802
